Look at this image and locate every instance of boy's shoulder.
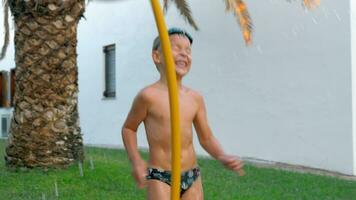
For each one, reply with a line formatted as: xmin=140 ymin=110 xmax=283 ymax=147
xmin=183 ymin=86 xmax=204 ymax=102
xmin=136 ymin=83 xmax=164 ymax=102
xmin=136 ymin=84 xmax=157 ymax=100
xmin=139 ymin=84 xmax=155 ymax=94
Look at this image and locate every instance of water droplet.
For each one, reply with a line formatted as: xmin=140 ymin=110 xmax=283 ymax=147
xmin=256 ymin=45 xmax=263 ymax=54
xmin=90 ymin=156 xmax=95 ymax=170
xmin=292 ymin=29 xmax=298 ymax=36
xmin=54 ymin=180 xmax=59 ymax=197
xmin=311 ymin=17 xmax=318 ymax=25
xmin=322 ymin=7 xmax=329 ymax=18
xmin=333 ymin=10 xmax=342 ymax=21
xmin=78 ymin=162 xmax=84 ymax=177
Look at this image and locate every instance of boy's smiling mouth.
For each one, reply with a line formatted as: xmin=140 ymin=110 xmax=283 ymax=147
xmin=175 ymin=60 xmax=188 ymax=68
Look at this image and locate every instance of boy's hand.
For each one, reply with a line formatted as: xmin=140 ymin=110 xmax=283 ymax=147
xmin=218 ymin=154 xmax=245 ymax=176
xmin=132 ymin=160 xmax=148 ymax=189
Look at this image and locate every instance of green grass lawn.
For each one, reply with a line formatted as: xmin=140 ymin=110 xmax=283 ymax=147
xmin=1 ymin=139 xmax=356 ymax=200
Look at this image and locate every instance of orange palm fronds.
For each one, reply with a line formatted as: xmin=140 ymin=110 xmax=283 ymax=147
xmin=225 ymin=0 xmax=253 ymax=45
xmin=303 ymin=0 xmax=320 ymax=10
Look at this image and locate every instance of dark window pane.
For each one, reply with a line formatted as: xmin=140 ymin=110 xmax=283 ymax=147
xmin=103 ymin=44 xmax=116 ymax=98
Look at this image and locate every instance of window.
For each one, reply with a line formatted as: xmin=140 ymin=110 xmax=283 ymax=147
xmin=0 ymin=71 xmax=10 ymax=108
xmin=10 ymin=69 xmax=15 ymax=106
xmin=103 ymin=44 xmax=116 ymax=98
xmin=1 ymin=114 xmax=10 ymax=138
xmin=0 ymin=69 xmax=15 ymax=108
xmin=0 ymin=72 xmax=3 ymax=107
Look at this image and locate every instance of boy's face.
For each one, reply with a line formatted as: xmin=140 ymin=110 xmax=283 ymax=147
xmin=153 ymin=34 xmax=192 ymax=77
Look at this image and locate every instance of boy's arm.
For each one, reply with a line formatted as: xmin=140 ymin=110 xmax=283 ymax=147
xmin=122 ymin=91 xmax=149 ymax=188
xmin=193 ymin=94 xmax=244 ymax=175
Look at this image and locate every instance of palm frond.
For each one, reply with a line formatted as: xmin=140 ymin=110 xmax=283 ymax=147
xmin=225 ymin=0 xmax=233 ymax=11
xmin=225 ymin=0 xmax=253 ymax=45
xmin=0 ymin=0 xmax=9 ymax=61
xmin=163 ymin=0 xmax=170 ymax=13
xmin=302 ymin=0 xmax=320 ymax=10
xmin=173 ymin=0 xmax=198 ymax=30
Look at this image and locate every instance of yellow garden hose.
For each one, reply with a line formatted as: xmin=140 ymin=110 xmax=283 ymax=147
xmin=150 ymin=0 xmax=181 ymax=199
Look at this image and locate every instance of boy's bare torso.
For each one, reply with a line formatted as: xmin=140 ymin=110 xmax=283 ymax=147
xmin=122 ymin=31 xmax=243 ymax=199
xmin=143 ymin=82 xmax=200 ymax=171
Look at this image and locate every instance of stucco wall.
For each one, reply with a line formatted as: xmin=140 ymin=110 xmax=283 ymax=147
xmin=0 ymin=0 xmax=352 ymax=174
xmin=77 ymin=0 xmax=156 ymax=147
xmin=182 ymin=0 xmax=353 ymax=174
xmin=351 ymin=0 xmax=356 ymax=175
xmin=0 ymin=4 xmax=15 ymax=71
xmin=78 ymin=0 xmax=354 ymax=175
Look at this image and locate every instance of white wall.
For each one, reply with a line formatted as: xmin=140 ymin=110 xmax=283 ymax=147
xmin=351 ymin=0 xmax=356 ymax=175
xmin=77 ymin=0 xmax=157 ymax=146
xmin=78 ymin=0 xmax=354 ymax=174
xmin=79 ymin=0 xmax=354 ymax=174
xmin=0 ymin=7 xmax=15 ymax=71
xmin=164 ymin=0 xmax=353 ymax=174
xmin=0 ymin=0 xmax=353 ymax=175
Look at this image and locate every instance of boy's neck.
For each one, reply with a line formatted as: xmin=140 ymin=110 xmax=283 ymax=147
xmin=159 ymin=75 xmax=183 ymax=89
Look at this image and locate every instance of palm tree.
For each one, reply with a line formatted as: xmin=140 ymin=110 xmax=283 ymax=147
xmin=1 ymin=0 xmax=319 ymax=169
xmin=4 ymin=0 xmax=85 ymax=168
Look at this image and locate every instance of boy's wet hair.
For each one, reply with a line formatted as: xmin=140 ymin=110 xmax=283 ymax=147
xmin=152 ymin=27 xmax=193 ymax=51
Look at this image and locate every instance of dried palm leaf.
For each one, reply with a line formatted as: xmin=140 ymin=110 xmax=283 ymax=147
xmin=225 ymin=0 xmax=253 ymax=45
xmin=0 ymin=0 xmax=9 ymax=61
xmin=173 ymin=0 xmax=198 ymax=30
xmin=163 ymin=0 xmax=169 ymax=13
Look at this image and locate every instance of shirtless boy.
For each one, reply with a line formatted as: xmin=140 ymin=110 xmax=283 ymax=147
xmin=122 ymin=27 xmax=244 ymax=200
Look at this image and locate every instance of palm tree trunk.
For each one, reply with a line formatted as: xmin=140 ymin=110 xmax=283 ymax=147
xmin=5 ymin=0 xmax=85 ymax=168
